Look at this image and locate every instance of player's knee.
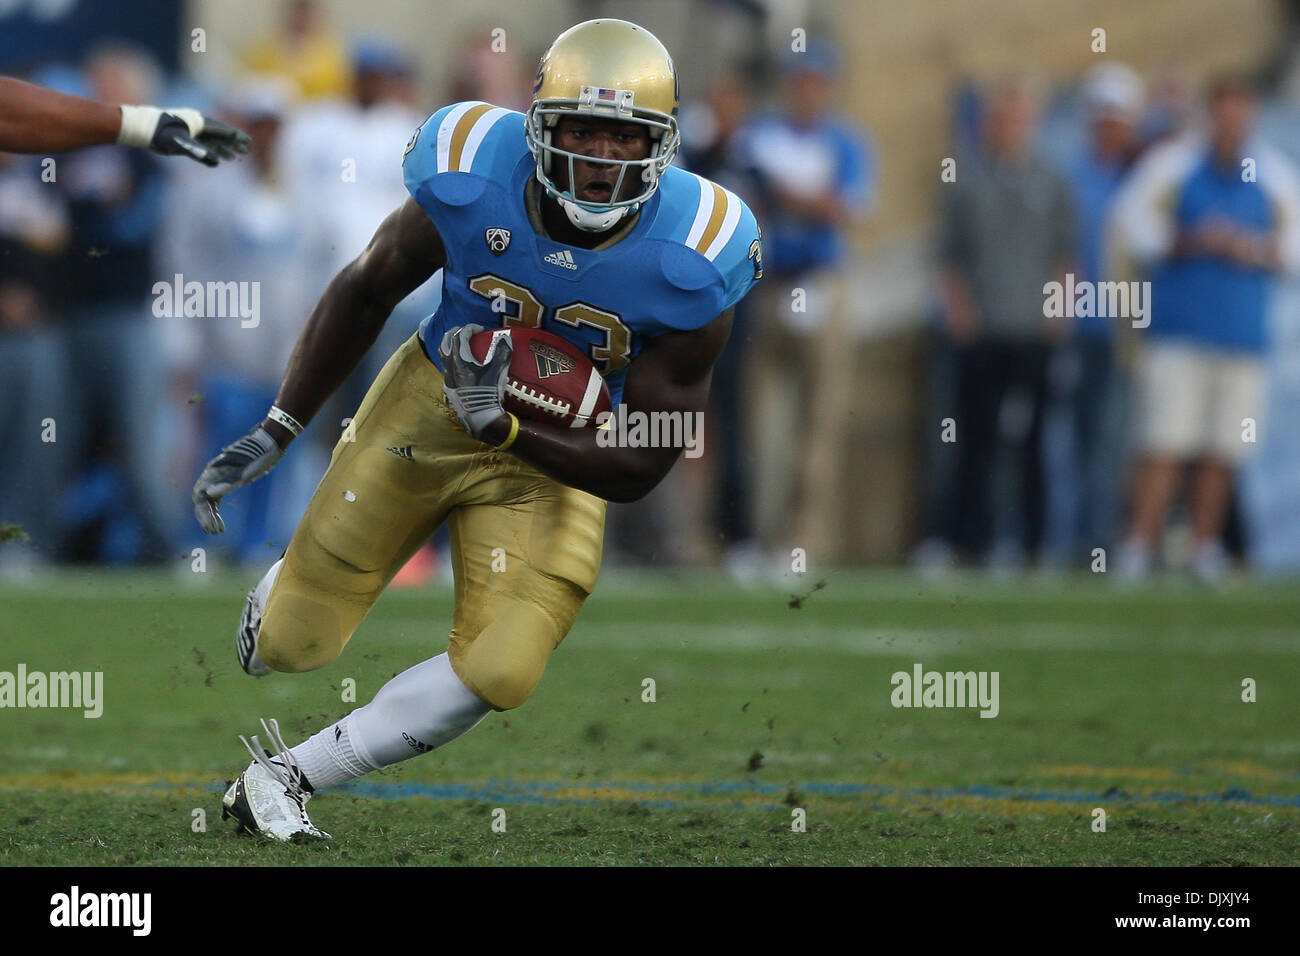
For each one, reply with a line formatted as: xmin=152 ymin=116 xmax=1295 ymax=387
xmin=454 ymin=632 xmax=552 ymax=711
xmin=473 ymin=665 xmax=544 ymax=712
xmin=258 ymin=597 xmax=350 ymax=673
xmin=258 ymin=631 xmax=334 ymax=673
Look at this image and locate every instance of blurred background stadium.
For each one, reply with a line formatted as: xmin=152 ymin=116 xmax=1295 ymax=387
xmin=1 ymin=0 xmax=1298 ymax=582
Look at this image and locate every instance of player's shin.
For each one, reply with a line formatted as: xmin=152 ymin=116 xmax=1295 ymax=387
xmin=285 ymin=653 xmax=491 ymax=789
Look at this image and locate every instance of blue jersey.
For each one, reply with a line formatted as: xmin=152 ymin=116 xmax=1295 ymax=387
xmin=402 ymin=101 xmax=763 ymax=405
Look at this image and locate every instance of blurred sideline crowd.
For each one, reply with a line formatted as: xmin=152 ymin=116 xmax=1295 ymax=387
xmin=1 ymin=0 xmax=1297 ymax=586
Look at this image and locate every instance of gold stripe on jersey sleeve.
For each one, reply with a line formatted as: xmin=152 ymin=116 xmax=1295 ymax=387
xmin=693 ymin=183 xmax=730 ymax=255
xmin=448 ymin=103 xmax=496 ymax=171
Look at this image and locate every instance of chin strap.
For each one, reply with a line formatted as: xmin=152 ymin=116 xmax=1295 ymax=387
xmin=558 ymin=194 xmax=634 ymax=232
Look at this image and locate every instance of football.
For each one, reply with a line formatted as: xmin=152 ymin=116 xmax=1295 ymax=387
xmin=469 ymin=326 xmax=612 ymax=428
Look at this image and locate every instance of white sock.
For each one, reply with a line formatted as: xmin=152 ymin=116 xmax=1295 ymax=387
xmin=287 ymin=653 xmax=491 ymax=790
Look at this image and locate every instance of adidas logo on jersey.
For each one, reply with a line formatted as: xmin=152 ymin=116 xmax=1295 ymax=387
xmin=543 ymin=249 xmax=578 ymax=270
xmin=387 ymin=444 xmax=415 ymax=461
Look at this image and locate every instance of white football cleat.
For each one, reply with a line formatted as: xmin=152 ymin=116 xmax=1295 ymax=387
xmin=222 ymin=717 xmax=331 ymax=842
xmin=236 ymin=559 xmax=281 ymax=677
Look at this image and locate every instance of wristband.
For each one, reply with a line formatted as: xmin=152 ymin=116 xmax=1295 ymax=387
xmin=267 ymin=405 xmax=304 ymax=437
xmin=494 ymin=413 xmax=520 ymax=451
xmin=117 ymin=104 xmax=160 ymax=148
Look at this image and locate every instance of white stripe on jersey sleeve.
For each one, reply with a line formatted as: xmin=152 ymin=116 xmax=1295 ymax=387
xmin=458 ymin=107 xmax=511 ymax=172
xmin=684 ymin=173 xmax=716 ymax=250
xmin=436 ymin=101 xmax=487 ymax=174
xmin=702 ymin=188 xmax=743 ymax=261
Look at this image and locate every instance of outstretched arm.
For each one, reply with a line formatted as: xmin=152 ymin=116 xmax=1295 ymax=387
xmin=478 ymin=308 xmax=733 ymax=503
xmin=260 ymin=197 xmax=447 ymax=446
xmin=0 ymin=76 xmax=250 ymax=164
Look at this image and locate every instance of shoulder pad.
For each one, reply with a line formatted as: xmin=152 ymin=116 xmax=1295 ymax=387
xmin=403 ymin=101 xmax=523 ymax=198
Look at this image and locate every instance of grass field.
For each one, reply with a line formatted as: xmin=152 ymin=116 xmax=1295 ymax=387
xmin=1 ymin=567 xmax=1297 ymax=866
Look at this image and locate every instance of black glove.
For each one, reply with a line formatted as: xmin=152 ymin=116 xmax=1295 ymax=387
xmin=118 ymin=105 xmax=252 ymax=167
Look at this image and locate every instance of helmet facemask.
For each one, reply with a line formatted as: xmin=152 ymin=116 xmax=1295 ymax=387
xmin=526 ymin=85 xmax=680 ymax=232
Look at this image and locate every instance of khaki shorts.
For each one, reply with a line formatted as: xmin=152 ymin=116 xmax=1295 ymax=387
xmin=1137 ymin=341 xmax=1265 ymax=464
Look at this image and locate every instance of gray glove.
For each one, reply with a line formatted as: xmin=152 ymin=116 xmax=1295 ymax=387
xmin=438 ymin=324 xmax=513 ymax=440
xmin=192 ymin=426 xmax=283 ymax=534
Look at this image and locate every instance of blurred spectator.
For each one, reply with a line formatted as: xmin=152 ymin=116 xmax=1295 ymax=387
xmin=735 ymin=45 xmax=873 ymax=570
xmin=1111 ymin=75 xmax=1300 ymax=582
xmin=0 ymin=152 xmax=70 ymax=573
xmin=919 ymin=75 xmax=1075 ymax=572
xmin=1141 ymin=63 xmax=1198 ymax=148
xmin=1044 ymin=64 xmax=1145 ymax=564
xmin=680 ymin=73 xmax=763 ymax=573
xmin=56 ymin=44 xmax=174 ymax=562
xmin=242 ymin=0 xmax=350 ymax=101
xmin=158 ymin=77 xmax=321 ymax=566
xmin=278 ymin=38 xmax=439 ymax=421
xmin=272 ymin=40 xmax=442 ymax=582
xmin=446 ymin=26 xmax=531 ymax=114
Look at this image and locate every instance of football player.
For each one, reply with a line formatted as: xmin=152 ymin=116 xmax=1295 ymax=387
xmin=192 ymin=19 xmax=762 ymax=840
xmin=0 ymin=75 xmax=250 ymax=165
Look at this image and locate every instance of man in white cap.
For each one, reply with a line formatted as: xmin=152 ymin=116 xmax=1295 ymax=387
xmin=1047 ymin=63 xmax=1145 ymax=566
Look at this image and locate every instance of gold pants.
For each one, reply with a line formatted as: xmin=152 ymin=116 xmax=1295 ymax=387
xmin=259 ymin=334 xmax=607 ymax=710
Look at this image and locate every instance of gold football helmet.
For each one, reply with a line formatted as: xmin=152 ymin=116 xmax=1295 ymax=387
xmin=526 ymin=19 xmax=681 ymax=232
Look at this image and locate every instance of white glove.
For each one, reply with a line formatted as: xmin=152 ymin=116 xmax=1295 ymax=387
xmin=192 ymin=426 xmax=283 ymax=534
xmin=438 ymin=324 xmax=513 ymax=440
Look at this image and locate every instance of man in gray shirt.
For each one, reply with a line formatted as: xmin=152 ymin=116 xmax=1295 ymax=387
xmin=927 ymin=76 xmax=1075 ymax=569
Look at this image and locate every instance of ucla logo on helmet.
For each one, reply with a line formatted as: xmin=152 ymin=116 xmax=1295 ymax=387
xmin=485 ymin=227 xmax=512 ymax=256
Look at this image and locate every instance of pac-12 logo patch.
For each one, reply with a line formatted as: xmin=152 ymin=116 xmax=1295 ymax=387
xmin=485 ymin=227 xmax=512 ymax=256
xmin=403 ymin=126 xmax=420 ymax=156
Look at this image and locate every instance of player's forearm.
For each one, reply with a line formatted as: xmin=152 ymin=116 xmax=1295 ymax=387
xmin=262 ymin=265 xmax=392 ymax=446
xmin=480 ymin=415 xmax=673 ymax=503
xmin=0 ymin=77 xmax=121 ymax=153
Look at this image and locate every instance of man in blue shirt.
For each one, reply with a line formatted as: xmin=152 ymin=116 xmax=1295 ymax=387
xmin=734 ymin=45 xmax=873 ymax=567
xmin=1111 ymin=75 xmax=1300 ymax=581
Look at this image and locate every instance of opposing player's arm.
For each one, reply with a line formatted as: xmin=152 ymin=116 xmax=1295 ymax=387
xmin=480 ymin=308 xmax=733 ymax=503
xmin=0 ymin=75 xmax=249 ymax=164
xmin=0 ymin=77 xmax=120 ymax=151
xmin=261 ymin=197 xmax=446 ymax=446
